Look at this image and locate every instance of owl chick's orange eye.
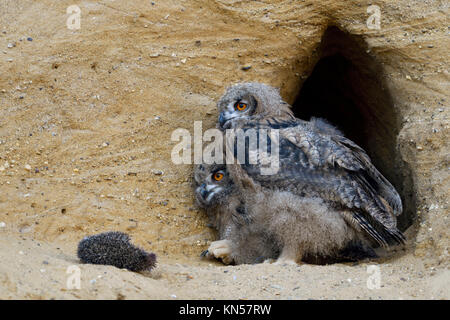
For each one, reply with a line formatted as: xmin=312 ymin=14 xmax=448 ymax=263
xmin=235 ymin=102 xmax=248 ymax=111
xmin=213 ymin=172 xmax=224 ymax=181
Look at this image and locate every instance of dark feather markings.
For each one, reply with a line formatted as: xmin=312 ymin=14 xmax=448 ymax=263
xmin=231 ymin=204 xmax=253 ymax=228
xmin=232 ymin=120 xmax=405 ymax=247
xmin=332 ymin=135 xmax=403 ymax=215
xmin=352 ymin=211 xmax=405 ymax=247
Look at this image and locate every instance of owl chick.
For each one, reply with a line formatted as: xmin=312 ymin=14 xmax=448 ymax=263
xmin=217 ymin=82 xmax=405 ymax=249
xmin=194 ymin=163 xmax=279 ymax=265
xmin=194 ymin=163 xmax=377 ymax=265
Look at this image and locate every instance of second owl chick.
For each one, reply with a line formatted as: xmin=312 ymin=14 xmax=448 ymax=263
xmin=194 ymin=164 xmax=376 ymax=265
xmin=195 ymin=163 xmax=279 ymax=264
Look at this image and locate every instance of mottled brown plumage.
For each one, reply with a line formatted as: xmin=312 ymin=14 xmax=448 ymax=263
xmin=217 ymin=82 xmax=405 ymax=248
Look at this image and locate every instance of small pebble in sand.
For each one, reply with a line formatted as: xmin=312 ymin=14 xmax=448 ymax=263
xmin=27 ymin=37 xmax=33 ymax=41
xmin=152 ymin=169 xmax=163 ymax=175
xmin=24 ymin=164 xmax=32 ymax=171
xmin=271 ymin=284 xmax=283 ymax=290
xmin=7 ymin=42 xmax=15 ymax=48
xmin=0 ymin=222 xmax=6 ymax=228
xmin=241 ymin=65 xmax=252 ymax=71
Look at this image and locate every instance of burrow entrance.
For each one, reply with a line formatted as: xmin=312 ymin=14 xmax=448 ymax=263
xmin=293 ymin=26 xmax=415 ymax=231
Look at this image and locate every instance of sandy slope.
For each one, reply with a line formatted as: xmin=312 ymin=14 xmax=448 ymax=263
xmin=0 ymin=0 xmax=448 ymax=299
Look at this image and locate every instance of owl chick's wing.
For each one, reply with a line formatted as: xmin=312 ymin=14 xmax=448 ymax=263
xmin=238 ymin=120 xmax=405 ymax=246
xmin=328 ymin=133 xmax=402 ymax=215
xmin=280 ymin=123 xmax=402 ymax=212
xmin=284 ymin=124 xmax=405 ymax=246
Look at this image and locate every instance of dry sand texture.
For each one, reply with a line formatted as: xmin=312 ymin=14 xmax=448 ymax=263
xmin=0 ymin=0 xmax=448 ymax=299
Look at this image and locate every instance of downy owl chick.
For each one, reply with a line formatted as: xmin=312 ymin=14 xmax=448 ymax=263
xmin=194 ymin=164 xmax=376 ymax=265
xmin=194 ymin=163 xmax=279 ymax=265
xmin=217 ymin=82 xmax=405 ymax=249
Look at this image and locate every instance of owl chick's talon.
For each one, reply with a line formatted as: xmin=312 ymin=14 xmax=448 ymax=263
xmin=204 ymin=240 xmax=233 ymax=264
xmin=200 ymin=250 xmax=209 ymax=258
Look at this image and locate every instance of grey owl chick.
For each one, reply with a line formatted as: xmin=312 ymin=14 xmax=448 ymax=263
xmin=217 ymin=82 xmax=405 ymax=248
xmin=194 ymin=163 xmax=377 ymax=265
xmin=194 ymin=163 xmax=279 ymax=264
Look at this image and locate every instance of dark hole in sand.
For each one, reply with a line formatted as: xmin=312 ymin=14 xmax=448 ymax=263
xmin=293 ymin=26 xmax=415 ymax=231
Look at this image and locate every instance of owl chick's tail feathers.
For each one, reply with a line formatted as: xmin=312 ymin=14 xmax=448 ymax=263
xmin=360 ymin=168 xmax=403 ymax=216
xmin=351 ymin=211 xmax=406 ymax=247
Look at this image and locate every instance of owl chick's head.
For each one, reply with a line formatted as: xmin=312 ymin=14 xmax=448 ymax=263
xmin=217 ymin=82 xmax=293 ymax=129
xmin=194 ymin=164 xmax=233 ymax=208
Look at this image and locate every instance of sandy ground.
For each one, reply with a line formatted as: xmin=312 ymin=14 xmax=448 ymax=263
xmin=0 ymin=0 xmax=448 ymax=299
xmin=0 ymin=233 xmax=448 ymax=300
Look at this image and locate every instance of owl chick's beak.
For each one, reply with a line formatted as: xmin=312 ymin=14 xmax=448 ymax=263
xmin=196 ymin=183 xmax=208 ymax=200
xmin=219 ymin=112 xmax=235 ymax=129
xmin=199 ymin=184 xmax=209 ymax=199
xmin=218 ymin=113 xmax=227 ymax=128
